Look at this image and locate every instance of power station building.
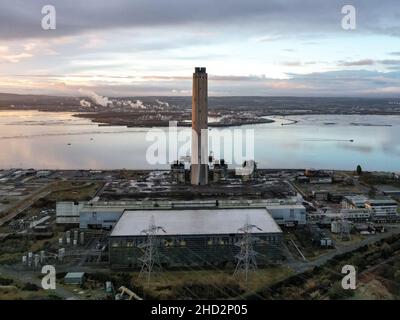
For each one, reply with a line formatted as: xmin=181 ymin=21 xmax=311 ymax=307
xmin=56 ymin=199 xmax=306 ymax=229
xmin=191 ymin=67 xmax=209 ymax=185
xmin=55 ymin=67 xmax=298 ymax=270
xmin=108 ymin=208 xmax=283 ymax=269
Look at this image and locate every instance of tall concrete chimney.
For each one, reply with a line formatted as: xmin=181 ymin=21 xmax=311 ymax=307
xmin=191 ymin=67 xmax=208 ymax=185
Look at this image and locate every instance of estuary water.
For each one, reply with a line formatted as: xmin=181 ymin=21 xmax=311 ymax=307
xmin=0 ymin=110 xmax=399 ymax=171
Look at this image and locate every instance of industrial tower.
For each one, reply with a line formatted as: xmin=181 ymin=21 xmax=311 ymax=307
xmin=138 ymin=216 xmax=166 ymax=287
xmin=191 ymin=67 xmax=209 ymax=185
xmin=234 ymin=217 xmax=262 ymax=285
xmin=340 ymin=216 xmax=351 ymax=241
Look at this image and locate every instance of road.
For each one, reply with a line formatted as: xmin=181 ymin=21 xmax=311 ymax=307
xmin=0 ymin=180 xmax=99 ymax=228
xmin=0 ymin=186 xmax=52 ymax=227
xmin=286 ymin=226 xmax=400 ymax=273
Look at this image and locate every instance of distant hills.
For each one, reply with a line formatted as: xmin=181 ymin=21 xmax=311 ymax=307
xmin=1 ymin=92 xmax=400 ymax=115
xmin=0 ymin=92 xmax=81 ymax=109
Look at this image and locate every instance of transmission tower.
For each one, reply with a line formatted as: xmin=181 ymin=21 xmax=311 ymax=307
xmin=138 ymin=215 xmax=166 ymax=287
xmin=233 ymin=216 xmax=262 ymax=285
xmin=340 ymin=215 xmax=351 ymax=241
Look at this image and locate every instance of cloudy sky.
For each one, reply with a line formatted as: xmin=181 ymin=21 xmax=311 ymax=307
xmin=0 ymin=0 xmax=400 ymax=97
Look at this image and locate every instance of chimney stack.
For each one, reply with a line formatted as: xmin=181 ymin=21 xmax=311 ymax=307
xmin=191 ymin=67 xmax=208 ymax=185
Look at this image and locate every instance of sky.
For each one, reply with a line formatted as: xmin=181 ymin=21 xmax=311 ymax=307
xmin=0 ymin=0 xmax=400 ymax=97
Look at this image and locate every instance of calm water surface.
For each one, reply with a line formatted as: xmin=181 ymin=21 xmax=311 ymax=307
xmin=0 ymin=110 xmax=399 ymax=171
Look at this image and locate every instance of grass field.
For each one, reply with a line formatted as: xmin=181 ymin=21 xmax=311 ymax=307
xmin=130 ymin=266 xmax=294 ymax=299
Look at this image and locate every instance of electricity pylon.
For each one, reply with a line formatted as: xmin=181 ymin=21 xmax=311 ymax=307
xmin=340 ymin=215 xmax=351 ymax=241
xmin=233 ymin=216 xmax=262 ymax=285
xmin=138 ymin=215 xmax=166 ymax=287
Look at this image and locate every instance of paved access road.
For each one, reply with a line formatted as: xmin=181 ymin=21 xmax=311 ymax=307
xmin=287 ymin=226 xmax=400 ymax=273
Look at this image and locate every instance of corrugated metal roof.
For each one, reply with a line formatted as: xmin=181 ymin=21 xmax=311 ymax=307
xmin=111 ymin=208 xmax=281 ymax=237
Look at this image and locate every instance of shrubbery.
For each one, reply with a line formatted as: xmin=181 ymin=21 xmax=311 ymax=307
xmin=0 ymin=277 xmax=14 ymax=286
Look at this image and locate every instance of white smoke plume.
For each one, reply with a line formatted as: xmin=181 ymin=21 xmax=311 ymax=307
xmin=79 ymin=89 xmax=111 ymax=107
xmin=156 ymin=99 xmax=169 ymax=107
xmin=128 ymin=99 xmax=146 ymax=109
xmin=79 ymin=99 xmax=92 ymax=107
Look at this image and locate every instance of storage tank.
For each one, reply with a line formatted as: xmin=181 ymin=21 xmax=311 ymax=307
xmin=331 ymin=221 xmax=340 ymax=233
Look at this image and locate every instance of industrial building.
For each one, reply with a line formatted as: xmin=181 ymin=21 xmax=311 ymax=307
xmin=365 ymin=199 xmax=398 ymax=216
xmin=170 ymin=159 xmax=230 ymax=184
xmin=57 ymin=200 xmax=126 ymax=228
xmin=56 ymin=198 xmax=305 ymax=229
xmin=170 ymin=161 xmax=186 ymax=184
xmin=375 ymin=185 xmax=400 ymax=197
xmin=236 ymin=160 xmax=257 ymax=181
xmin=342 ymin=195 xmax=398 ymax=216
xmin=307 ymin=224 xmax=333 ymax=247
xmin=191 ymin=67 xmax=209 ymax=185
xmin=308 ymin=209 xmax=372 ymax=225
xmin=56 ymin=201 xmax=83 ymax=224
xmin=64 ymin=272 xmax=86 ymax=285
xmin=108 ymin=208 xmax=283 ymax=268
xmin=342 ymin=195 xmax=369 ymax=209
xmin=265 ymin=204 xmax=307 ymax=226
xmin=312 ymin=190 xmax=329 ymax=201
xmin=212 ymin=159 xmax=228 ymax=182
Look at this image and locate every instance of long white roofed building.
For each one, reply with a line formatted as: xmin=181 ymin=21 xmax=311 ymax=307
xmin=109 ymin=208 xmax=283 ymax=269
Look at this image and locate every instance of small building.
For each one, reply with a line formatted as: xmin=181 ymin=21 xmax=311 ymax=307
xmin=342 ymin=195 xmax=399 ymax=216
xmin=331 ymin=220 xmax=352 ymax=235
xmin=170 ymin=161 xmax=186 ymax=184
xmin=36 ymin=170 xmax=52 ymax=178
xmin=296 ymin=175 xmax=310 ymax=184
xmin=213 ymin=159 xmax=228 ymax=182
xmin=57 ymin=201 xmax=124 ymax=229
xmin=64 ymin=272 xmax=86 ymax=285
xmin=56 ymin=202 xmax=82 ymax=225
xmin=308 ymin=224 xmax=333 ymax=247
xmin=79 ymin=203 xmax=126 ymax=229
xmin=320 ymin=238 xmax=333 ymax=247
xmin=312 ymin=190 xmax=329 ymax=201
xmin=304 ymin=168 xmax=318 ymax=177
xmin=328 ymin=192 xmax=346 ymax=203
xmin=365 ymin=199 xmax=398 ymax=216
xmin=236 ymin=160 xmax=256 ymax=181
xmin=265 ymin=204 xmax=307 ymax=226
xmin=340 ymin=209 xmax=371 ymax=221
xmin=309 ymin=176 xmax=333 ymax=184
xmin=342 ymin=195 xmax=369 ymax=209
xmin=331 ymin=220 xmax=341 ymax=234
xmin=109 ymin=208 xmax=282 ymax=269
xmin=375 ymin=185 xmax=400 ymax=197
